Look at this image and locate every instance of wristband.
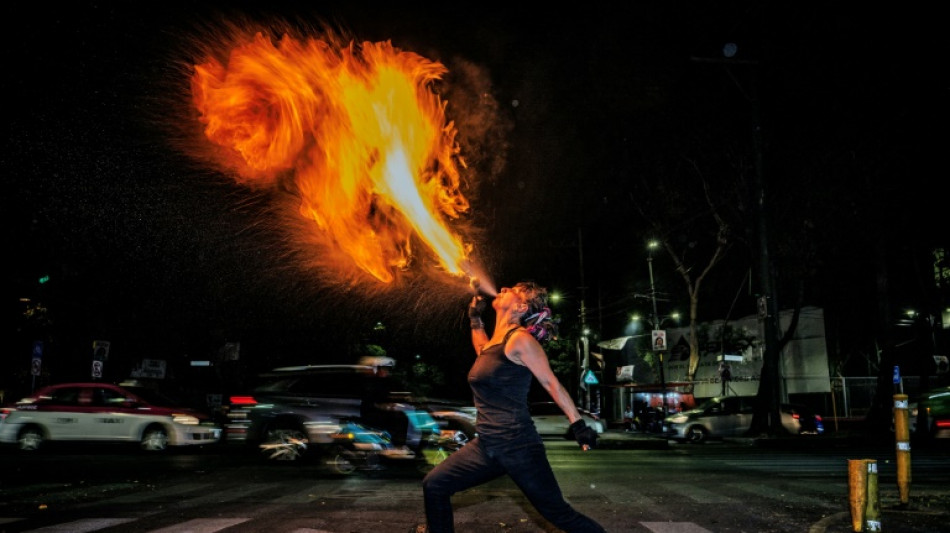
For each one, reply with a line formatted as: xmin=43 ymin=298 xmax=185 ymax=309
xmin=470 ymin=318 xmax=484 ymax=330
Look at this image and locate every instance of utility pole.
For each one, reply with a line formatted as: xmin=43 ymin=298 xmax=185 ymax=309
xmin=693 ymin=43 xmax=782 ymax=434
xmin=648 ymin=244 xmax=667 ymax=421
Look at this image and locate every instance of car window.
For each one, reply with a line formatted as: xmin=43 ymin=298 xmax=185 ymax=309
xmin=252 ymin=371 xmax=395 ymax=399
xmin=124 ymin=387 xmax=183 ymax=407
xmin=41 ymin=387 xmax=82 ymax=406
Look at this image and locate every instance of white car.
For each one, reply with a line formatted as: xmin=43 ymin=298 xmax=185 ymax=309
xmin=529 ymin=401 xmax=605 ymax=437
xmin=0 ymin=382 xmax=222 ymax=452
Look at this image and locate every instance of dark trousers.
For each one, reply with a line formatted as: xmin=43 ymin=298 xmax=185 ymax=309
xmin=422 ymin=437 xmax=606 ymax=533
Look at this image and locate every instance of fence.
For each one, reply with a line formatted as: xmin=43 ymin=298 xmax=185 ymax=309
xmin=825 ymin=375 xmax=922 ymax=420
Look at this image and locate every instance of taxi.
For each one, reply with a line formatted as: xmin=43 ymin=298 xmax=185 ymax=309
xmin=0 ymin=382 xmax=222 ymax=452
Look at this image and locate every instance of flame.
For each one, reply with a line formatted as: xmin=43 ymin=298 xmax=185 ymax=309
xmin=190 ymin=31 xmax=471 ymax=283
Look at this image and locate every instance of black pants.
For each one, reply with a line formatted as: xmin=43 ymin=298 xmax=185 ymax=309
xmin=422 ymin=437 xmax=606 ymax=533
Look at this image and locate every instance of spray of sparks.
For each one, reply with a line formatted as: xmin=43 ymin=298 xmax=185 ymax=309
xmin=189 ymin=27 xmax=479 ymax=287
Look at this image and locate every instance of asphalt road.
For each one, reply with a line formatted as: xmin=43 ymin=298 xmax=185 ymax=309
xmin=1 ymin=434 xmax=948 ymax=532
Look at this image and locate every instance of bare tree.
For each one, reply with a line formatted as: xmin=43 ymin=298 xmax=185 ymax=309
xmin=632 ymin=158 xmax=735 ymax=392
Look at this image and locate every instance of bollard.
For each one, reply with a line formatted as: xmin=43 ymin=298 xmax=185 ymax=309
xmin=849 ymin=459 xmax=882 ymax=532
xmin=893 ymin=394 xmax=911 ymax=504
xmin=848 ymin=459 xmax=868 ymax=532
xmin=865 ymin=460 xmax=882 ymax=532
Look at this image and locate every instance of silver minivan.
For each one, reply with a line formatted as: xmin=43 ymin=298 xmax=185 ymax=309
xmin=663 ymin=396 xmax=823 ymax=443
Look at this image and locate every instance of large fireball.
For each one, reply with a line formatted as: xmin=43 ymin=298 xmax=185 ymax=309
xmin=190 ymin=30 xmax=472 ymax=284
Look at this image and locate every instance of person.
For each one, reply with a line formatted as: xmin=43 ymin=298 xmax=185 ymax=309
xmin=419 ymin=281 xmax=606 ymax=533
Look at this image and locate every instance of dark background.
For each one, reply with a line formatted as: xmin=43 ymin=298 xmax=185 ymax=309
xmin=4 ymin=2 xmax=945 ymax=398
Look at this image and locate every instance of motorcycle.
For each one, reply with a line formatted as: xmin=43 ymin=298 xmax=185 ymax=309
xmin=260 ymin=419 xmax=416 ymax=475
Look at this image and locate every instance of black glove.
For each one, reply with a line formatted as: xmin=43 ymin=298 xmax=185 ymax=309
xmin=468 ymin=296 xmax=487 ymax=320
xmin=570 ymin=419 xmax=598 ymax=450
xmin=468 ymin=296 xmax=487 ymax=329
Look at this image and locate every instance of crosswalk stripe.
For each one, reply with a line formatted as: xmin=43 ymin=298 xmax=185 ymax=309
xmin=144 ymin=518 xmax=250 ymax=533
xmin=24 ymin=518 xmax=137 ymax=532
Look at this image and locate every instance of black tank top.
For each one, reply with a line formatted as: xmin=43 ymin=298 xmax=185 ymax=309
xmin=468 ymin=327 xmax=541 ymax=446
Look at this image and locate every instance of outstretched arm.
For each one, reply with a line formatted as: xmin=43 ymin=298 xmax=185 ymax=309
xmin=511 ymin=332 xmax=583 ymax=423
xmin=511 ymin=332 xmax=598 ymax=450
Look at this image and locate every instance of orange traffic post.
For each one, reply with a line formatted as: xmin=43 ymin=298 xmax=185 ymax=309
xmin=848 ymin=459 xmax=868 ymax=532
xmin=865 ymin=460 xmax=882 ymax=532
xmin=849 ymin=459 xmax=882 ymax=532
xmin=893 ymin=394 xmax=911 ymax=504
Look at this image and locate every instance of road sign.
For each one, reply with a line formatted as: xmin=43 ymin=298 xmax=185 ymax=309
xmin=93 ymin=340 xmax=110 ymax=361
xmin=31 ymin=341 xmax=43 ymax=377
xmin=892 ymin=365 xmax=901 ymax=385
xmin=92 ymin=360 xmax=103 ymax=379
xmin=583 ymin=369 xmax=599 ymax=385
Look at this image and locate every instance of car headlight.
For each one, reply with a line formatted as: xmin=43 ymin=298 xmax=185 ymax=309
xmin=667 ymin=415 xmax=688 ymax=424
xmin=172 ymin=413 xmax=201 ymax=425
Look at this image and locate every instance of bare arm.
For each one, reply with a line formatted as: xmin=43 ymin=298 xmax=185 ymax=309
xmin=508 ymin=331 xmax=583 ymax=424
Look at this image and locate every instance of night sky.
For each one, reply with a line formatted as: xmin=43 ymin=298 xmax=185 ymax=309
xmin=5 ymin=3 xmax=944 ymax=389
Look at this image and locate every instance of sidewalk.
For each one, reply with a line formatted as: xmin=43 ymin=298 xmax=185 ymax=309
xmin=591 ymin=427 xmax=878 ymax=450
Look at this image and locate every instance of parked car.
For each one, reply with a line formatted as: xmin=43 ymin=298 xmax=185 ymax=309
xmin=0 ymin=382 xmax=222 ymax=452
xmin=912 ymin=386 xmax=950 ymax=440
xmin=528 ymin=401 xmax=605 ymax=438
xmin=663 ymin=396 xmax=824 ymax=443
xmin=222 ymin=364 xmax=442 ymax=464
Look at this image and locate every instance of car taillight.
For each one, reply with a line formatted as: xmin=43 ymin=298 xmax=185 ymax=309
xmin=814 ymin=415 xmax=822 ymax=422
xmin=229 ymin=396 xmax=258 ymax=406
xmin=936 ymin=419 xmax=950 ymax=429
xmin=0 ymin=408 xmax=12 ymax=421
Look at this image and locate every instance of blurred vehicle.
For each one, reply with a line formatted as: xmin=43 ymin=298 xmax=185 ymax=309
xmin=222 ymin=364 xmax=442 ymax=464
xmin=259 ymin=418 xmax=415 ymax=474
xmin=389 ymin=393 xmax=478 ymax=444
xmin=528 ymin=401 xmax=605 ymax=437
xmin=663 ymin=396 xmax=824 ymax=443
xmin=913 ymin=386 xmax=950 ymax=440
xmin=0 ymin=382 xmax=222 ymax=452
